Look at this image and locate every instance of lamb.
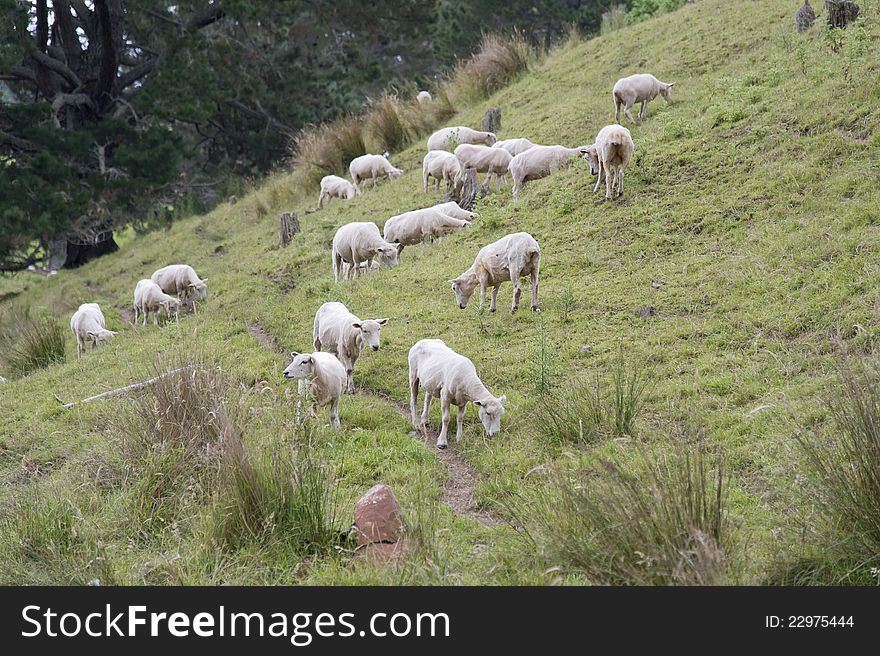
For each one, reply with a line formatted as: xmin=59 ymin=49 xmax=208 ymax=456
xmin=580 ymin=124 xmax=634 ymax=200
xmin=383 ymin=207 xmax=471 ymax=251
xmin=133 ymin=279 xmax=181 ymax=326
xmin=150 ymin=264 xmax=207 ymax=313
xmin=612 ymin=73 xmax=674 ymax=123
xmin=408 ymin=339 xmax=507 ymax=449
xmin=313 ymin=301 xmax=388 ymax=392
xmin=450 ymin=232 xmax=541 ymax=313
xmin=493 ymin=137 xmax=538 ymax=157
xmin=69 ymin=303 xmax=117 ymax=356
xmin=508 ymin=144 xmax=591 ymax=198
xmin=331 ymin=222 xmax=402 ymax=282
xmin=431 ymin=201 xmax=477 ymax=222
xmin=427 ymin=126 xmax=496 ymax=152
xmin=318 ymin=174 xmax=360 ymax=208
xmin=348 ymin=153 xmax=403 ymax=190
xmin=422 ymin=150 xmax=463 ymax=193
xmin=453 ymin=143 xmax=513 ymax=190
xmin=283 ymin=351 xmax=346 ymax=430
xmin=416 ymin=90 xmax=433 ymax=104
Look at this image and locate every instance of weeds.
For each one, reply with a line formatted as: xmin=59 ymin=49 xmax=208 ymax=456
xmin=611 ymin=346 xmax=650 ymax=436
xmin=0 ymin=311 xmax=66 ymax=376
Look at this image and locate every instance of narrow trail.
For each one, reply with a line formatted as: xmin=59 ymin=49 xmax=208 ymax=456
xmin=246 ymin=322 xmax=502 ymax=527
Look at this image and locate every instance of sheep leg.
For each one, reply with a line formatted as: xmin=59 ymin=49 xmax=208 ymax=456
xmin=639 ymin=100 xmax=647 ymax=119
xmin=372 ymin=175 xmax=378 ymax=190
xmin=455 ymin=403 xmax=466 ymax=442
xmin=511 ymin=273 xmax=522 ymax=313
xmin=142 ymin=310 xmax=148 ymax=327
xmin=133 ymin=306 xmax=138 ymax=325
xmin=617 ymin=166 xmax=624 ymax=198
xmin=614 ymin=98 xmax=622 ymax=124
xmin=409 ymin=372 xmax=421 ymax=428
xmin=593 ymin=163 xmax=604 ymax=193
xmin=605 ymin=163 xmax=614 ymax=200
xmin=624 ymin=103 xmax=635 ymax=123
xmin=329 ymin=397 xmax=340 ymax=430
xmin=490 ymin=286 xmax=499 ymax=313
xmin=318 ymin=191 xmax=326 ymax=208
xmin=421 ymin=392 xmax=432 ymax=429
xmin=437 ymin=396 xmax=451 ymax=449
xmin=76 ymin=338 xmax=83 ymax=357
xmin=530 ymin=267 xmax=540 ymax=311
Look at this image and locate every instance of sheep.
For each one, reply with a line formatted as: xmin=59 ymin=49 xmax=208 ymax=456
xmin=133 ymin=279 xmax=181 ymax=327
xmin=283 ymin=351 xmax=346 ymax=430
xmin=417 ymin=90 xmax=433 ymax=104
xmin=580 ymin=124 xmax=634 ymax=200
xmin=612 ymin=73 xmax=674 ymax=123
xmin=383 ymin=207 xmax=471 ymax=251
xmin=69 ymin=303 xmax=117 ymax=356
xmin=450 ymin=232 xmax=540 ymax=313
xmin=348 ymin=153 xmax=403 ymax=191
xmin=318 ymin=174 xmax=360 ymax=208
xmin=453 ymin=143 xmax=513 ymax=191
xmin=427 ymin=126 xmax=496 ymax=152
xmin=431 ymin=201 xmax=477 ymax=222
xmin=151 ymin=264 xmax=207 ymax=314
xmin=508 ymin=144 xmax=591 ymax=198
xmin=313 ymin=301 xmax=388 ymax=392
xmin=493 ymin=137 xmax=538 ymax=157
xmin=331 ymin=222 xmax=402 ymax=282
xmin=408 ymin=339 xmax=507 ymax=449
xmin=422 ymin=150 xmax=463 ymax=193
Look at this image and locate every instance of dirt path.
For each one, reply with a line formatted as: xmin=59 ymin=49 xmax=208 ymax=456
xmin=246 ymin=321 xmax=502 ymax=527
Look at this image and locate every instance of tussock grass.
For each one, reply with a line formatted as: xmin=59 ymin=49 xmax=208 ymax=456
xmin=0 ymin=311 xmax=65 ymax=376
xmin=291 ymin=115 xmax=366 ymax=189
xmin=512 ymin=445 xmax=735 ymax=585
xmin=447 ymin=31 xmax=531 ymax=104
xmin=366 ymin=95 xmax=410 ymax=153
xmin=600 ymin=5 xmax=629 ymax=35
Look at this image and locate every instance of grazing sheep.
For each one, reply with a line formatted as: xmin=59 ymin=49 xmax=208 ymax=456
xmin=349 ymin=153 xmax=403 ymax=190
xmin=581 ymin=124 xmax=634 ymax=200
xmin=318 ymin=174 xmax=360 ymax=208
xmin=450 ymin=232 xmax=541 ymax=313
xmin=331 ymin=222 xmax=402 ymax=282
xmin=417 ymin=90 xmax=433 ymax=104
xmin=427 ymin=126 xmax=497 ymax=152
xmin=612 ymin=73 xmax=674 ymax=123
xmin=313 ymin=301 xmax=388 ymax=392
xmin=509 ymin=144 xmax=591 ymax=198
xmin=422 ymin=150 xmax=464 ymax=193
xmin=70 ymin=303 xmax=117 ymax=356
xmin=453 ymin=143 xmax=513 ymax=190
xmin=133 ymin=279 xmax=181 ymax=327
xmin=283 ymin=351 xmax=346 ymax=430
xmin=431 ymin=201 xmax=477 ymax=222
xmin=493 ymin=137 xmax=538 ymax=157
xmin=151 ymin=264 xmax=208 ymax=314
xmin=408 ymin=339 xmax=507 ymax=449
xmin=383 ymin=207 xmax=471 ymax=251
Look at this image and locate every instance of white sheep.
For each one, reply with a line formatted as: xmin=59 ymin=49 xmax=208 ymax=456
xmin=431 ymin=201 xmax=477 ymax=222
xmin=508 ymin=144 xmax=590 ymax=198
xmin=70 ymin=303 xmax=117 ymax=356
xmin=318 ymin=174 xmax=360 ymax=208
xmin=331 ymin=222 xmax=402 ymax=282
xmin=313 ymin=301 xmax=388 ymax=392
xmin=581 ymin=124 xmax=634 ymax=200
xmin=283 ymin=351 xmax=346 ymax=430
xmin=493 ymin=137 xmax=538 ymax=157
xmin=453 ymin=143 xmax=513 ymax=191
xmin=450 ymin=232 xmax=541 ymax=313
xmin=408 ymin=339 xmax=507 ymax=449
xmin=427 ymin=126 xmax=497 ymax=152
xmin=422 ymin=150 xmax=463 ymax=193
xmin=383 ymin=207 xmax=471 ymax=251
xmin=348 ymin=153 xmax=403 ymax=191
xmin=416 ymin=90 xmax=433 ymax=104
xmin=151 ymin=264 xmax=208 ymax=314
xmin=612 ymin=73 xmax=674 ymax=123
xmin=133 ymin=279 xmax=181 ymax=326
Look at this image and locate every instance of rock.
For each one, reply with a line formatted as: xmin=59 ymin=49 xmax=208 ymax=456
xmin=353 ymin=483 xmax=404 ymax=546
xmin=228 ymin=195 xmax=238 ymax=205
xmin=360 ymin=539 xmax=409 ymax=565
xmin=580 ymin=344 xmax=592 ymax=353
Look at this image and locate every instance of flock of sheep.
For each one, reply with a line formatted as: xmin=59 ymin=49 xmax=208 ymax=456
xmin=67 ymin=72 xmax=673 ymax=450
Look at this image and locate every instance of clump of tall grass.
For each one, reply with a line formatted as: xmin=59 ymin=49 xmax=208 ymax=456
xmin=796 ymin=358 xmax=880 ymax=564
xmin=510 ymin=445 xmax=735 ymax=585
xmin=365 ymin=94 xmax=409 ymax=153
xmin=0 ymin=311 xmax=66 ymax=376
xmin=291 ymin=115 xmax=366 ymax=189
xmin=600 ymin=4 xmax=629 ymax=35
xmin=447 ymin=31 xmax=531 ymax=104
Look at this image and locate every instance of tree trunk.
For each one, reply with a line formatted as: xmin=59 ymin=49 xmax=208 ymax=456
xmin=445 ymin=167 xmax=482 ymax=211
xmin=279 ymin=211 xmax=300 ymax=247
xmin=63 ymin=232 xmax=118 ymax=268
xmin=481 ymin=107 xmax=502 ymax=134
xmin=825 ymin=0 xmax=860 ymax=28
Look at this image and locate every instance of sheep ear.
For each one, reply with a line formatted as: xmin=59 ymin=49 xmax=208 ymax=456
xmin=290 ymin=351 xmax=299 ymax=358
xmin=396 ymin=242 xmax=403 ymax=253
xmin=473 ymin=400 xmax=483 ymax=407
xmin=352 ymin=322 xmax=362 ymax=330
xmin=377 ymin=318 xmax=389 ymax=326
xmin=87 ymin=331 xmax=97 ymax=339
xmin=498 ymin=395 xmax=507 ymax=404
xmin=667 ymin=82 xmax=675 ymax=87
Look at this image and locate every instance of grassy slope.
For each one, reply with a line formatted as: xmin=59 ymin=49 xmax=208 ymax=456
xmin=2 ymin=0 xmax=880 ymax=584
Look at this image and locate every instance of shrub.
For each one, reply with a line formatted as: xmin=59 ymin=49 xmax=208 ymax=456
xmin=512 ymin=445 xmax=735 ymax=585
xmin=627 ymin=0 xmax=684 ymax=25
xmin=0 ymin=311 xmax=66 ymax=376
xmin=600 ymin=5 xmax=629 ymax=35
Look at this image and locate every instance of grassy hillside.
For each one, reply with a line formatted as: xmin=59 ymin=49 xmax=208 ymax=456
xmin=2 ymin=0 xmax=880 ymax=585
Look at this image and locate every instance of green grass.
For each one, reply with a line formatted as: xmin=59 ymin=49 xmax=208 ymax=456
xmin=2 ymin=0 xmax=880 ymax=584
